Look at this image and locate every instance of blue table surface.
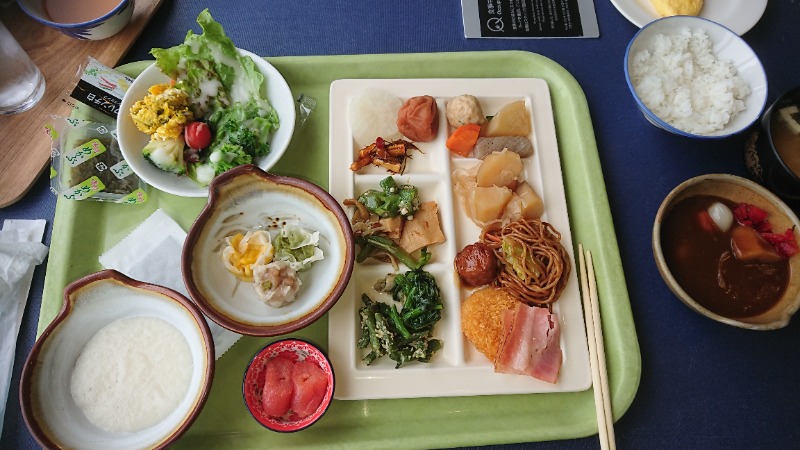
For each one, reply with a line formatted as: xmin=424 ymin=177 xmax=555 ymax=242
xmin=3 ymin=1 xmax=800 ymax=449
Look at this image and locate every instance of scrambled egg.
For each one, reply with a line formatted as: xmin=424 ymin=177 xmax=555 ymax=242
xmin=129 ymin=83 xmax=194 ymax=140
xmin=650 ymin=0 xmax=703 ymax=17
xmin=221 ymin=230 xmax=274 ymax=281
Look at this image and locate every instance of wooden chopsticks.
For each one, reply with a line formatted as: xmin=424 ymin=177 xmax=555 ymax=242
xmin=578 ymin=244 xmax=616 ymax=450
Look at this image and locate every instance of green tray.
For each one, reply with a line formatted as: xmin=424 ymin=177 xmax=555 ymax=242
xmin=40 ymin=51 xmax=641 ymax=448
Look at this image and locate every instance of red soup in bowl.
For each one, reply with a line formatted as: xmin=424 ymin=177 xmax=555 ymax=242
xmin=653 ymin=174 xmax=800 ymax=329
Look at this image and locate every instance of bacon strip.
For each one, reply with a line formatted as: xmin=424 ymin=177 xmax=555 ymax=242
xmin=494 ymin=303 xmax=562 ymax=384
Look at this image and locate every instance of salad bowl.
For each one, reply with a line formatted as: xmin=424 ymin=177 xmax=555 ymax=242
xmin=117 ymin=48 xmax=296 ymax=197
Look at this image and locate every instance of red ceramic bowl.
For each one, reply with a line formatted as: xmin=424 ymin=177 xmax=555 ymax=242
xmin=243 ymin=338 xmax=334 ymax=432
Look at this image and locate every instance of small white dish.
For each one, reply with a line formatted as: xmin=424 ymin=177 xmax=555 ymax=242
xmin=624 ymin=15 xmax=767 ymax=139
xmin=610 ymin=0 xmax=767 ymax=36
xmin=117 ymin=48 xmax=295 ymax=197
xmin=20 ymin=270 xmax=214 ymax=450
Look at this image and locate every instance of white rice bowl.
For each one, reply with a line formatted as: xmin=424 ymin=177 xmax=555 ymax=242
xmin=624 ymin=16 xmax=767 ymax=138
xmin=348 ymin=87 xmax=402 ymax=148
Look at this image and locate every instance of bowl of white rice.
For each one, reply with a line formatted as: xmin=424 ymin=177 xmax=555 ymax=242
xmin=624 ymin=16 xmax=767 ymax=138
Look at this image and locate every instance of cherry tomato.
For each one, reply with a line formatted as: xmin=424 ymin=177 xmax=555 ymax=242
xmin=185 ymin=122 xmax=212 ymax=150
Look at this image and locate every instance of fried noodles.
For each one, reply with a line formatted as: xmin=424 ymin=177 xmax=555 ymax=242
xmin=480 ymin=219 xmax=570 ymax=306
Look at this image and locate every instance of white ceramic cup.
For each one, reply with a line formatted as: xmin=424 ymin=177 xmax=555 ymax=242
xmin=0 ymin=19 xmax=45 ymax=114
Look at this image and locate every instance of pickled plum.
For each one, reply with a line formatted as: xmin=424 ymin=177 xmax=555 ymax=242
xmin=397 ymin=95 xmax=439 ymax=142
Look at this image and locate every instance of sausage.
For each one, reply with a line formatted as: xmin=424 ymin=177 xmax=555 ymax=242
xmin=455 ymin=242 xmax=498 ymax=287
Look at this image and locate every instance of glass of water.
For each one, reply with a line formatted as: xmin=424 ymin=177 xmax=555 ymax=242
xmin=0 ymin=18 xmax=45 ymax=115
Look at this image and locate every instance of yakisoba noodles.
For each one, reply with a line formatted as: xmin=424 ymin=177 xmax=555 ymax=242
xmin=479 ymin=219 xmax=570 ymax=306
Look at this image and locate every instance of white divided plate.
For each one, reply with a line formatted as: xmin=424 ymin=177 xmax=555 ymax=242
xmin=610 ymin=0 xmax=767 ymax=36
xmin=327 ymin=78 xmax=591 ymax=400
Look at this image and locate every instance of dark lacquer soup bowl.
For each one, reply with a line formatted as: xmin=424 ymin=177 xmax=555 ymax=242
xmin=653 ymin=174 xmax=800 ymax=330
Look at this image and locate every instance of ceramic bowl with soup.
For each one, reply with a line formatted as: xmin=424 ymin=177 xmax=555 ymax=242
xmin=750 ymin=87 xmax=800 ymax=207
xmin=17 ymin=0 xmax=134 ymax=40
xmin=653 ymin=174 xmax=800 ymax=330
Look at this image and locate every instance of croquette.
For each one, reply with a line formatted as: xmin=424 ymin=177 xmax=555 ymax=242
xmin=461 ymin=286 xmax=519 ymax=362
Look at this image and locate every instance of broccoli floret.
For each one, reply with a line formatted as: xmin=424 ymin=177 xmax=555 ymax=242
xmin=207 ymin=142 xmax=253 ymax=175
xmin=142 ymin=136 xmax=186 ymax=175
xmin=221 ymin=119 xmax=270 ymax=156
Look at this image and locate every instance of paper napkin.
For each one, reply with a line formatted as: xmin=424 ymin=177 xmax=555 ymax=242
xmin=0 ymin=219 xmax=48 ymax=437
xmin=99 ymin=209 xmax=241 ymax=358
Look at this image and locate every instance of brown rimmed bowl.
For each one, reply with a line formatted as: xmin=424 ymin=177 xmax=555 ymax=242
xmin=182 ymin=164 xmax=355 ymax=336
xmin=653 ymin=174 xmax=800 ymax=330
xmin=20 ymin=269 xmax=215 ymax=450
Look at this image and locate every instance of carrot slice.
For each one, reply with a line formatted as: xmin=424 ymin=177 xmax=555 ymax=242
xmin=446 ymin=123 xmax=481 ymax=157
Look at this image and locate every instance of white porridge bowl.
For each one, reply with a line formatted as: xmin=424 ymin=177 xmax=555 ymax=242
xmin=624 ymin=16 xmax=767 ymax=139
xmin=20 ymin=270 xmax=214 ymax=450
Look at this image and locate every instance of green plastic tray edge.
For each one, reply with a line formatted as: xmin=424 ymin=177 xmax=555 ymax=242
xmin=37 ymin=50 xmax=641 ymax=448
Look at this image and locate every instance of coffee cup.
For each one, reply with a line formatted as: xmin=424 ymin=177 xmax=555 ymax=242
xmin=17 ymin=0 xmax=134 ymax=40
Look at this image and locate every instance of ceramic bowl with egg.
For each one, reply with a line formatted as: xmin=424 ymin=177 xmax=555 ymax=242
xmin=653 ymin=174 xmax=800 ymax=330
xmin=117 ymin=48 xmax=295 ymax=197
xmin=243 ymin=338 xmax=335 ymax=432
xmin=182 ymin=164 xmax=355 ymax=336
xmin=624 ymin=16 xmax=767 ymax=139
xmin=20 ymin=270 xmax=214 ymax=450
xmin=17 ymin=0 xmax=134 ymax=40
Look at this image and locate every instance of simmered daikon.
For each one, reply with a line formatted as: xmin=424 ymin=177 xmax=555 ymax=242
xmin=476 ymin=149 xmax=523 ymax=188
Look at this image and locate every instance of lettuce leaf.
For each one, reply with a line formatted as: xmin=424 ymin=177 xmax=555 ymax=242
xmin=149 ymin=9 xmax=280 ymax=185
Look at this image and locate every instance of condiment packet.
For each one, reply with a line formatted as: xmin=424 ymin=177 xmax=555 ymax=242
xmin=47 ymin=117 xmax=148 ymax=204
xmin=0 ymin=219 xmax=48 ymax=437
xmin=98 ymin=209 xmax=241 ymax=358
xmin=63 ymin=56 xmax=135 ymax=120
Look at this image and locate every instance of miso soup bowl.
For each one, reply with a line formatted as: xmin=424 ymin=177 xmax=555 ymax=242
xmin=653 ymin=174 xmax=800 ymax=330
xmin=749 ymin=86 xmax=800 ymax=208
xmin=20 ymin=270 xmax=215 ymax=450
xmin=17 ymin=0 xmax=134 ymax=40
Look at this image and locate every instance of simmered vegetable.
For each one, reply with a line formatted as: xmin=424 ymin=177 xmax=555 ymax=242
xmin=355 ymin=235 xmax=431 ymax=270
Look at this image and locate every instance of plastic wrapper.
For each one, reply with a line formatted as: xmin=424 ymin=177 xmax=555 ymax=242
xmin=47 ymin=117 xmax=147 ymax=204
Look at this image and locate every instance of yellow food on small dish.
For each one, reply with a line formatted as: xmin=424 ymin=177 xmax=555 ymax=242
xmin=650 ymin=0 xmax=703 ymax=17
xmin=129 ymin=83 xmax=194 ymax=140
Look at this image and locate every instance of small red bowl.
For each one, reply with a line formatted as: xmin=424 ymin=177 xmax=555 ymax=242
xmin=243 ymin=338 xmax=334 ymax=432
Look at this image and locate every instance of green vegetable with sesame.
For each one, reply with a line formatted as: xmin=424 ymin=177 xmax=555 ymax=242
xmin=357 ymin=266 xmax=443 ymax=368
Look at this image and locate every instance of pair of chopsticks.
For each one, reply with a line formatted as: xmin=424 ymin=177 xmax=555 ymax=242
xmin=578 ymin=244 xmax=616 ymax=450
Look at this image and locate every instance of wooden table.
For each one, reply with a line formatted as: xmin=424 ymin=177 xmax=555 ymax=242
xmin=0 ymin=0 xmax=164 ymax=207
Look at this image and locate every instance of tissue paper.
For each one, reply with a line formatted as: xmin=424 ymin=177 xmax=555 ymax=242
xmin=99 ymin=209 xmax=241 ymax=358
xmin=0 ymin=219 xmax=48 ymax=437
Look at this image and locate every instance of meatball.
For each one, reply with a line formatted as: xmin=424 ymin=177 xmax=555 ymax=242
xmin=455 ymin=242 xmax=498 ymax=286
xmin=445 ymin=94 xmax=486 ymax=128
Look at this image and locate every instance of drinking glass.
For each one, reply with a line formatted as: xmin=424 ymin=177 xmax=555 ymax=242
xmin=0 ymin=18 xmax=45 ymax=114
